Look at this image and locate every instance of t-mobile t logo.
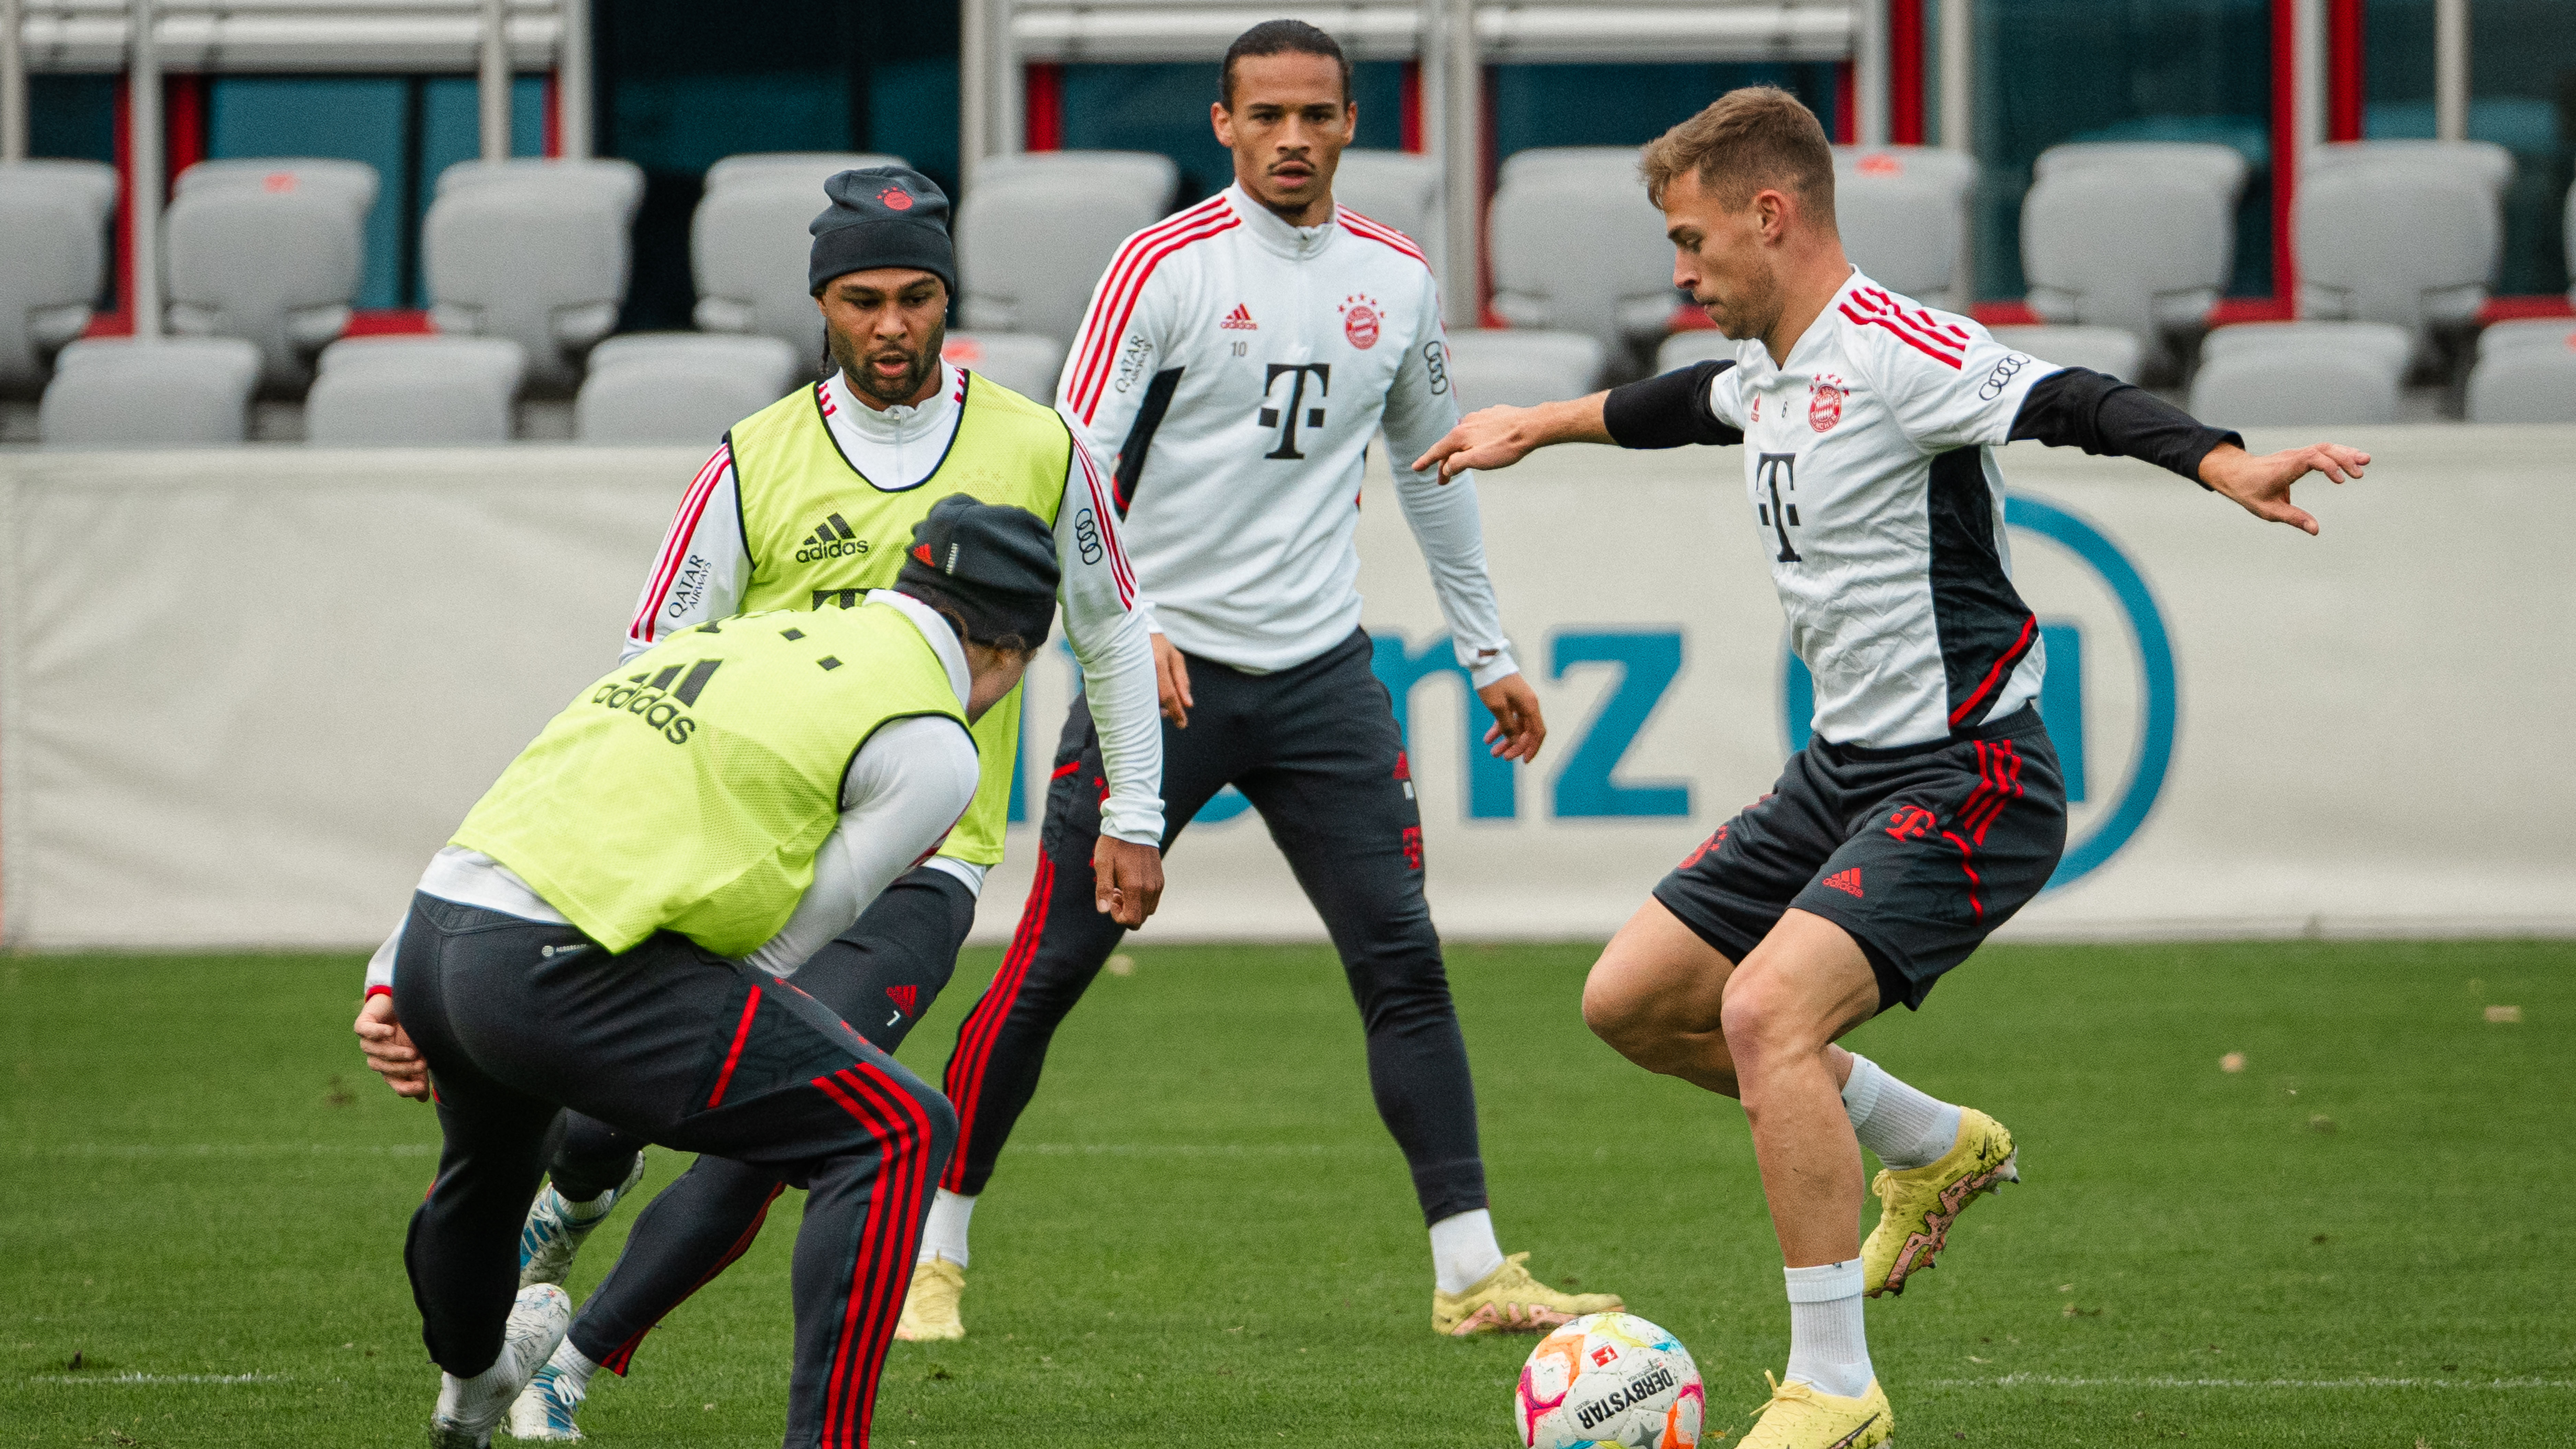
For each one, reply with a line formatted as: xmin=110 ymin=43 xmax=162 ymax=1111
xmin=1756 ymin=452 xmax=1803 ymax=563
xmin=1258 ymin=363 xmax=1331 ymax=460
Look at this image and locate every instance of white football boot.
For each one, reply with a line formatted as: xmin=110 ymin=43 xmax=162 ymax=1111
xmin=506 ymin=1353 xmax=589 ymax=1442
xmin=518 ymin=1154 xmax=646 ymax=1288
xmin=428 ymin=1283 xmax=571 ymax=1449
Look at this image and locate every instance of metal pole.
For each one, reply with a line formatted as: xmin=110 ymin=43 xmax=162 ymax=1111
xmin=479 ymin=0 xmax=510 ymax=162
xmin=1937 ymin=0 xmax=1972 ymax=305
xmin=1855 ymin=0 xmax=1888 ymax=146
xmin=1438 ymin=0 xmax=1480 ymax=329
xmin=960 ymin=0 xmax=989 ymax=190
xmin=3 ymin=0 xmax=27 ymax=162
xmin=992 ymin=0 xmax=1020 ymax=158
xmin=557 ymin=0 xmax=591 ymax=159
xmin=2295 ymin=0 xmax=2325 ymax=156
xmin=2433 ymin=0 xmax=2467 ymax=143
xmin=129 ymin=0 xmax=164 ymax=338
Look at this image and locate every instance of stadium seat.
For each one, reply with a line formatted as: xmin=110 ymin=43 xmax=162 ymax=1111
xmin=2187 ymin=322 xmax=2409 ymax=426
xmin=956 ymin=151 xmax=1179 ymax=348
xmin=942 ymin=332 xmax=1067 ymax=406
xmin=306 ymin=336 xmax=526 ymax=445
xmin=2295 ymin=165 xmax=2498 ymax=344
xmin=1443 ymin=330 xmax=1606 ymax=410
xmin=164 ymin=158 xmax=379 ymax=393
xmin=2475 ymin=317 xmax=2576 ymax=356
xmin=38 ymin=337 xmax=260 ymax=446
xmin=694 ymin=154 xmax=912 ymax=356
xmin=1832 ymin=146 xmax=1977 ymax=309
xmin=425 ymin=160 xmax=643 ymax=393
xmin=2467 ymin=339 xmax=2576 ymax=423
xmin=1489 ymin=147 xmax=1676 ymax=363
xmin=1986 ymin=325 xmax=2146 ymax=382
xmin=2304 ymin=139 xmax=2515 ymax=199
xmin=0 ymin=159 xmax=117 ymax=397
xmin=1333 ymin=149 xmax=1442 ymax=274
xmin=1653 ymin=329 xmax=1738 ymax=373
xmin=703 ymin=152 xmax=906 ymax=194
xmin=575 ymin=333 xmax=800 ymax=445
xmin=2021 ymin=142 xmax=2241 ymax=377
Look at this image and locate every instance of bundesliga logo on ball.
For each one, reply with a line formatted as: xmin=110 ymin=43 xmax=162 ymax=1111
xmin=1517 ymin=1312 xmax=1703 ymax=1448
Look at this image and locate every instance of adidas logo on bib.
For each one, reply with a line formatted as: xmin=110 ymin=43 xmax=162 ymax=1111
xmin=795 ymin=513 xmax=870 ymax=563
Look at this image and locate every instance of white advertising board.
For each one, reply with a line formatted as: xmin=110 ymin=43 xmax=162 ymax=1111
xmin=2 ymin=425 xmax=2569 ymax=952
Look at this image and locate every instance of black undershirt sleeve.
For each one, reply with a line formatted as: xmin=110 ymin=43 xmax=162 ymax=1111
xmin=2009 ymin=366 xmax=2242 ymax=487
xmin=1602 ymin=360 xmax=1745 ymax=449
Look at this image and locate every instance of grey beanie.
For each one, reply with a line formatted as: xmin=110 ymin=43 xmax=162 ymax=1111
xmin=809 ymin=166 xmax=957 ymax=296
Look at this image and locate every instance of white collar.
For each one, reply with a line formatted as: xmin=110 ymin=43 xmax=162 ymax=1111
xmin=1225 ymin=182 xmax=1337 ymax=260
xmin=825 ymin=360 xmax=961 ymax=445
xmin=868 ymin=588 xmax=972 ymax=708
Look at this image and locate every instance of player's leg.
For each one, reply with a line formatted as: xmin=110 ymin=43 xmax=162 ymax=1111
xmin=519 ymin=1113 xmax=650 ymax=1288
xmin=907 ymin=683 xmax=1243 ymax=1337
xmin=1232 ymin=630 xmax=1616 ymax=1335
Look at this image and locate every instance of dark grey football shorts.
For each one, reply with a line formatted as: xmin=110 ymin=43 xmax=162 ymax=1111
xmin=1653 ymin=705 xmax=2067 ymax=1011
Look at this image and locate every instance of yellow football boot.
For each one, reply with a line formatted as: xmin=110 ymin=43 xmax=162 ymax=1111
xmin=1863 ymin=1105 xmax=2019 ymax=1297
xmin=1431 ymin=1252 xmax=1623 ymax=1337
xmin=1738 ymin=1372 xmax=1893 ymax=1449
xmin=893 ymin=1257 xmax=966 ymax=1342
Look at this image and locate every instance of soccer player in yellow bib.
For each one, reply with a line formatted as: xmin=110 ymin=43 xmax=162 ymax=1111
xmin=353 ymin=497 xmax=1062 ymax=1449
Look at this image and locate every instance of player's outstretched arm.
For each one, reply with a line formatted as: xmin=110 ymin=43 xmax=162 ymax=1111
xmin=1412 ymin=393 xmax=1613 ymax=480
xmin=2196 ymin=441 xmax=2370 ymax=536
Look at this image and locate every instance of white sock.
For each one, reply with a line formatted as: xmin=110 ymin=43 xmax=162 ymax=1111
xmin=543 ymin=1339 xmax=599 ymax=1397
xmin=917 ymin=1188 xmax=975 ymax=1267
xmin=561 ymin=1186 xmax=619 ymax=1223
xmin=1429 ymin=1208 xmax=1506 ymax=1295
xmin=433 ymin=1354 xmax=525 ymax=1431
xmin=1783 ymin=1259 xmax=1874 ymax=1400
xmin=1841 ymin=1053 xmax=1962 ymax=1170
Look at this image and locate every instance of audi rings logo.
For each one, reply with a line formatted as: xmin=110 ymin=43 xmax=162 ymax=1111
xmin=1977 ymin=353 xmax=2032 ymax=401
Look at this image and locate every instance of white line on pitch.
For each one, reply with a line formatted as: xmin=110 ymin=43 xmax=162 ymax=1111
xmin=1015 ymin=1143 xmax=1370 ymax=1157
xmin=27 ymin=1374 xmax=286 ymax=1385
xmin=1929 ymin=1375 xmax=2574 ymax=1390
xmin=19 ymin=1144 xmax=436 ymax=1158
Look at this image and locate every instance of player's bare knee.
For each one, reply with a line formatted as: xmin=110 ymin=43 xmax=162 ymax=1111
xmin=1717 ymin=969 xmax=1818 ymax=1073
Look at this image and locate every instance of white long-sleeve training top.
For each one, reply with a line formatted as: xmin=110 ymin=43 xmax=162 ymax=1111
xmin=365 ymin=590 xmax=981 ymax=990
xmin=623 ymin=362 xmax=1163 ymax=857
xmin=1058 ymin=183 xmax=1519 ymax=684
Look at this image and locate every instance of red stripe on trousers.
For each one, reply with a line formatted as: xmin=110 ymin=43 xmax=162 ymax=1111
xmin=938 ymin=852 xmax=1057 ymax=1192
xmin=707 ymin=986 xmax=764 ymax=1108
xmin=598 ymin=1180 xmax=787 ymax=1375
xmin=809 ymin=1065 xmax=930 ymax=1449
xmin=832 ymin=1066 xmax=934 ymax=1448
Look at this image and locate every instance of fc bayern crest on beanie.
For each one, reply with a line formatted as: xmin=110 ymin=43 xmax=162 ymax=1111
xmin=894 ymin=494 xmax=1060 ymax=649
xmin=809 ymin=166 xmax=957 ymax=296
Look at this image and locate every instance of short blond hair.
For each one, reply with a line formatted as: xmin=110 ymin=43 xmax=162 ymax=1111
xmin=1639 ymin=87 xmax=1837 ymax=225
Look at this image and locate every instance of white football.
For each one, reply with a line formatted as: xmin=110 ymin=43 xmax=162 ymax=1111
xmin=1515 ymin=1311 xmax=1703 ymax=1448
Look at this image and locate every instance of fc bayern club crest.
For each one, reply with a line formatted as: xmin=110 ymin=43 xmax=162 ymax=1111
xmin=877 ymin=186 xmax=914 ymax=211
xmin=1808 ymin=375 xmax=1846 ymax=432
xmin=1340 ymin=294 xmax=1381 ymax=350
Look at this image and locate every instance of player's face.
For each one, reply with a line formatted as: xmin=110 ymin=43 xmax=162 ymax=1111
xmin=817 ymin=268 xmax=948 ymax=409
xmin=1661 ymin=169 xmax=1784 ymax=343
xmin=1213 ymin=52 xmax=1355 ymax=224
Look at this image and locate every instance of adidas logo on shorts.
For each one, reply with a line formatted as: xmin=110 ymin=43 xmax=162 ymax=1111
xmin=1822 ymin=868 xmax=1865 ymax=898
xmin=795 ymin=513 xmax=870 ymax=563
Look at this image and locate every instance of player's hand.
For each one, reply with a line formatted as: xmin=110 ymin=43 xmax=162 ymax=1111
xmin=1412 ymin=405 xmax=1545 ymax=481
xmin=1093 ymin=835 xmax=1165 ymax=928
xmin=2198 ymin=441 xmax=2368 ymax=536
xmin=1152 ymin=632 xmax=1194 ymax=729
xmin=354 ymin=992 xmax=431 ymax=1101
xmin=1477 ymin=673 xmax=1547 ymax=763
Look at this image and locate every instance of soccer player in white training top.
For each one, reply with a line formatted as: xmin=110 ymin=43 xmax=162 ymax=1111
xmin=1416 ymin=89 xmax=2366 ymax=1449
xmin=896 ymin=20 xmax=1624 ymax=1342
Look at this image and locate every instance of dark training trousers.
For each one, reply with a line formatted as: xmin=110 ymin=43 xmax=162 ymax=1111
xmin=553 ymin=868 xmax=978 ymax=1373
xmin=941 ymin=627 xmax=1489 ymax=1224
xmin=393 ymin=893 xmax=953 ymax=1449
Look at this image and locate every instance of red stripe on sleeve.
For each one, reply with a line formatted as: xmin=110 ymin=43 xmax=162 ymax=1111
xmin=632 ymin=443 xmax=733 ymax=644
xmin=1068 ymin=212 xmax=1243 ymax=421
xmin=1060 ymin=197 xmax=1231 ymax=420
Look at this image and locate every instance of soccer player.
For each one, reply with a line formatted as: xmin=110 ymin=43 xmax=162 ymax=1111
xmin=898 ymin=19 xmax=1620 ymax=1343
xmin=484 ymin=166 xmax=1164 ymax=1436
xmin=353 ymin=497 xmax=1064 ymax=1449
xmin=1412 ymin=89 xmax=2367 ymax=1448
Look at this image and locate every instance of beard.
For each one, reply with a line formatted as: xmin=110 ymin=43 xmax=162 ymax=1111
xmin=1702 ymin=262 xmax=1783 ymax=343
xmin=829 ymin=319 xmax=946 ymax=408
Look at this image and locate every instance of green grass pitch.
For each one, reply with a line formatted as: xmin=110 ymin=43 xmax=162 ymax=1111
xmin=4 ymin=938 xmax=2570 ymax=1447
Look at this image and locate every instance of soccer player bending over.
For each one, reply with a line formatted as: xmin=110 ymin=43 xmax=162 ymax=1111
xmin=352 ymin=498 xmax=1062 ymax=1449
xmin=1413 ymin=89 xmax=2365 ymax=1449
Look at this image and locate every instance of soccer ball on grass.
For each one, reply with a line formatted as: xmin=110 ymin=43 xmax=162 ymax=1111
xmin=1514 ymin=1311 xmax=1703 ymax=1448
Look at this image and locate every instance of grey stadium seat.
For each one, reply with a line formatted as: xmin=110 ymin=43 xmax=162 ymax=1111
xmin=575 ymin=333 xmax=799 ymax=444
xmin=2476 ymin=318 xmax=2576 ymax=356
xmin=165 ymin=158 xmax=379 ymax=392
xmin=2034 ymin=141 xmax=2249 ymax=200
xmin=2305 ymin=140 xmax=2515 ymax=200
xmin=2467 ymin=343 xmax=2576 ymax=423
xmin=426 ymin=160 xmax=643 ymax=393
xmin=2020 ymin=162 xmax=2235 ymax=375
xmin=1986 ymin=324 xmax=2145 ymax=381
xmin=2187 ymin=322 xmax=2410 ymax=427
xmin=1833 ymin=147 xmax=1977 ymax=309
xmin=38 ymin=338 xmax=260 ymax=446
xmin=942 ymin=332 xmax=1066 ymax=406
xmin=1443 ymin=330 xmax=1606 ymax=410
xmin=306 ymin=336 xmax=527 ymax=445
xmin=694 ymin=154 xmax=912 ymax=356
xmin=0 ymin=159 xmax=117 ymax=397
xmin=1490 ymin=148 xmax=1676 ymax=361
xmin=1653 ymin=329 xmax=1738 ymax=373
xmin=704 ymin=152 xmax=906 ymax=194
xmin=2295 ymin=165 xmax=2497 ymax=339
xmin=1333 ymin=149 xmax=1442 ymax=276
xmin=956 ymin=151 xmax=1179 ymax=347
